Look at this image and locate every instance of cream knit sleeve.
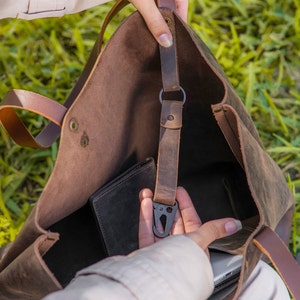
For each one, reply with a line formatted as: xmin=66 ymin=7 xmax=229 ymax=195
xmin=43 ymin=235 xmax=214 ymax=300
xmin=0 ymin=0 xmax=111 ymax=20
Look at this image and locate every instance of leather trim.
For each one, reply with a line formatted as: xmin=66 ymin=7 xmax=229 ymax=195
xmin=254 ymin=227 xmax=300 ymax=299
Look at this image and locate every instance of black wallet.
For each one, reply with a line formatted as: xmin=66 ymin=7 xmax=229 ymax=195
xmin=89 ymin=157 xmax=156 ymax=256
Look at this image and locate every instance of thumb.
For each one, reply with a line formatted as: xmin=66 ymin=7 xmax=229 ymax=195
xmin=130 ymin=0 xmax=173 ymax=48
xmin=186 ymin=218 xmax=242 ymax=250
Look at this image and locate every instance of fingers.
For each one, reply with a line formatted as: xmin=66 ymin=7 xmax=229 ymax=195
xmin=170 ymin=207 xmax=185 ymax=235
xmin=139 ymin=188 xmax=164 ymax=247
xmin=130 ymin=0 xmax=173 ymax=48
xmin=138 ymin=189 xmax=155 ymax=248
xmin=129 ymin=0 xmax=189 ymax=47
xmin=139 ymin=186 xmax=202 ymax=241
xmin=176 ymin=187 xmax=202 ymax=233
xmin=186 ymin=218 xmax=242 ymax=250
xmin=175 ymin=0 xmax=188 ymax=22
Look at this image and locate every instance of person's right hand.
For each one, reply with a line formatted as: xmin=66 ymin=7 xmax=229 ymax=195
xmin=130 ymin=0 xmax=188 ymax=48
xmin=139 ymin=186 xmax=242 ymax=255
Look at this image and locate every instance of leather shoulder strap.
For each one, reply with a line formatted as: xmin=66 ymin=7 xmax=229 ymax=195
xmin=254 ymin=227 xmax=300 ymax=299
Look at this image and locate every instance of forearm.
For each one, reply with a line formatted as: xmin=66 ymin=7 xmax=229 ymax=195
xmin=0 ymin=0 xmax=111 ymax=20
xmin=43 ymin=235 xmax=214 ymax=300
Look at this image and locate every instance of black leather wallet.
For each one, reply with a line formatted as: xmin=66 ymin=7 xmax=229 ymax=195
xmin=89 ymin=157 xmax=156 ymax=256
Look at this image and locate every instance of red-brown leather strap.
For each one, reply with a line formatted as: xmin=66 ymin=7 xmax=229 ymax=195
xmin=253 ymin=227 xmax=300 ymax=299
xmin=0 ymin=90 xmax=66 ymax=148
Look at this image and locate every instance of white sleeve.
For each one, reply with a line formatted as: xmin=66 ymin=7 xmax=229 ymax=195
xmin=238 ymin=260 xmax=290 ymax=300
xmin=0 ymin=0 xmax=111 ymax=20
xmin=43 ymin=235 xmax=214 ymax=300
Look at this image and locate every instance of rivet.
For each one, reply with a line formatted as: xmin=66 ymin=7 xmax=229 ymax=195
xmin=167 ymin=115 xmax=174 ymax=121
xmin=69 ymin=119 xmax=78 ymax=131
xmin=80 ymin=133 xmax=89 ymax=148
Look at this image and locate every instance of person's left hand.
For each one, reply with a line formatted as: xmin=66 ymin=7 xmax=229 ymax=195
xmin=129 ymin=0 xmax=188 ymax=48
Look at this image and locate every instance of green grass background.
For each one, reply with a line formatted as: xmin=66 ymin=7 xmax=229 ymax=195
xmin=0 ymin=0 xmax=299 ymax=255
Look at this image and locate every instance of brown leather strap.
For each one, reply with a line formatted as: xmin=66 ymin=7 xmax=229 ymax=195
xmin=253 ymin=227 xmax=300 ymax=299
xmin=158 ymin=0 xmax=180 ymax=92
xmin=154 ymin=100 xmax=183 ymax=205
xmin=0 ymin=90 xmax=66 ymax=148
xmin=158 ymin=8 xmax=180 ymax=92
xmin=153 ymin=2 xmax=182 ymax=207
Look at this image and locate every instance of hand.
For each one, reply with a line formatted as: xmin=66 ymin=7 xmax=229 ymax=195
xmin=138 ymin=186 xmax=242 ymax=255
xmin=129 ymin=0 xmax=188 ymax=47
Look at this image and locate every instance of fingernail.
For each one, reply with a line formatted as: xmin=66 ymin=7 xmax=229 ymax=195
xmin=225 ymin=220 xmax=242 ymax=235
xmin=158 ymin=33 xmax=173 ymax=47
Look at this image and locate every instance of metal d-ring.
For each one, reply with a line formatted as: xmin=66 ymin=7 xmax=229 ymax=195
xmin=159 ymin=86 xmax=186 ymax=104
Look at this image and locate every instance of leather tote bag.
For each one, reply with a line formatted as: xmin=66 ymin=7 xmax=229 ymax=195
xmin=0 ymin=0 xmax=299 ymax=299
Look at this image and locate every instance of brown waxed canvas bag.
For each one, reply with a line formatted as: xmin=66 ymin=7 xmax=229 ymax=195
xmin=0 ymin=0 xmax=300 ymax=299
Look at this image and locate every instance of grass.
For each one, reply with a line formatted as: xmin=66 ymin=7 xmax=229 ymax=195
xmin=0 ymin=0 xmax=299 ymax=255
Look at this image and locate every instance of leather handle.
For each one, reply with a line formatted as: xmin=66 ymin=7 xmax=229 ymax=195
xmin=0 ymin=90 xmax=66 ymax=148
xmin=253 ymin=227 xmax=300 ymax=299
